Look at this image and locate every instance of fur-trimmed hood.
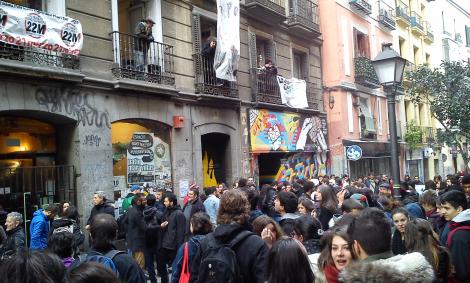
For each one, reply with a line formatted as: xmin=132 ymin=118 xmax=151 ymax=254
xmin=339 ymin=252 xmax=435 ymax=283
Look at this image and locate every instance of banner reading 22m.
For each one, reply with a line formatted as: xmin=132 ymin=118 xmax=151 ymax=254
xmin=0 ymin=1 xmax=83 ymax=55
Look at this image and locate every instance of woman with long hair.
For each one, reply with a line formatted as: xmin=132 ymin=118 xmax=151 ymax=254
xmin=404 ymin=218 xmax=452 ymax=283
xmin=391 ymin=207 xmax=410 ymax=255
xmin=314 ymin=185 xmax=339 ymax=230
xmin=316 ymin=226 xmax=356 ymax=283
xmin=298 ymin=197 xmax=315 ymax=215
xmin=267 ymin=237 xmax=315 ymax=283
xmin=252 ymin=215 xmax=284 ymax=249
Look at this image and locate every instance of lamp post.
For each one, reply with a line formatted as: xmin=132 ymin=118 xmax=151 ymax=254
xmin=371 ymin=43 xmax=407 ymax=200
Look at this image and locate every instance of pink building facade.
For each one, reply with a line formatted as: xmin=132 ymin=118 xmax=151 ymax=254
xmin=320 ymin=0 xmax=405 ymax=178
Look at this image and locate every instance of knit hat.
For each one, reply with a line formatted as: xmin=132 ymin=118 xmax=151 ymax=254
xmin=350 ymin=193 xmax=369 ymax=208
xmin=130 ymin=184 xmax=140 ymax=192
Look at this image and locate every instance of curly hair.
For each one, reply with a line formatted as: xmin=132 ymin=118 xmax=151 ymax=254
xmin=217 ymin=189 xmax=250 ymax=225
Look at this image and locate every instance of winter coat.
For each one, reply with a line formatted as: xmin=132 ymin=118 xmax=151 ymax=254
xmin=203 ymin=195 xmax=220 ymax=225
xmin=261 ymin=188 xmax=277 ymax=217
xmin=0 ymin=226 xmax=25 ymax=258
xmin=0 ymin=225 xmax=6 ymax=246
xmin=317 ymin=207 xmax=334 ymax=231
xmin=126 ymin=205 xmax=147 ymax=252
xmin=183 ymin=198 xmax=205 ymax=235
xmin=426 ymin=209 xmax=446 ymax=234
xmin=143 ymin=205 xmax=163 ymax=248
xmin=340 ymin=251 xmax=435 ymax=283
xmin=161 ymin=205 xmax=186 ymax=250
xmin=303 ymin=239 xmax=321 ymax=255
xmin=446 ymin=208 xmax=470 ymax=282
xmin=248 ymin=209 xmax=263 ymax=224
xmin=278 ymin=213 xmax=300 ymax=236
xmin=189 ymin=223 xmax=269 ymax=283
xmin=171 ymin=234 xmax=206 ymax=283
xmin=391 ymin=229 xmax=407 ymax=255
xmin=51 ymin=218 xmax=85 ymax=250
xmin=29 ymin=209 xmax=49 ymax=250
xmin=86 ymin=201 xmax=115 ymax=226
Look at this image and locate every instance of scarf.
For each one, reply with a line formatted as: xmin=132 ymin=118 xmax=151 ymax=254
xmin=324 ymin=264 xmax=340 ymax=283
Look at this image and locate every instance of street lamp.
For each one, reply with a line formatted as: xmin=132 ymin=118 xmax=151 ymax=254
xmin=372 ymin=43 xmax=407 ymax=200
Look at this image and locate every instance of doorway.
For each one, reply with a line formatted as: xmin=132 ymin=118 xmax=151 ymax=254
xmin=201 ymin=133 xmax=229 ymax=187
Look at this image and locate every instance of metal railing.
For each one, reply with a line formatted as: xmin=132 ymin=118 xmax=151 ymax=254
xmin=0 ymin=42 xmax=79 ymax=69
xmin=349 ymin=0 xmax=372 ymax=14
xmin=411 ymin=12 xmax=424 ymax=31
xmin=245 ymin=0 xmax=286 ymax=14
xmin=193 ymin=54 xmax=238 ymax=98
xmin=288 ymin=0 xmax=320 ymax=32
xmin=395 ymin=1 xmax=410 ymax=23
xmin=251 ymin=68 xmax=282 ymax=104
xmin=378 ymin=1 xmax=395 ymax=29
xmin=422 ymin=126 xmax=436 ymax=144
xmin=354 ymin=56 xmax=380 ymax=88
xmin=110 ymin=31 xmax=175 ymax=86
xmin=424 ymin=21 xmax=434 ymax=41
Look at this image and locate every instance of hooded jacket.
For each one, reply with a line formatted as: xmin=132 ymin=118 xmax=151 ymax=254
xmin=340 ymin=251 xmax=435 ymax=283
xmin=189 ymin=223 xmax=269 ymax=283
xmin=29 ymin=209 xmax=49 ymax=250
xmin=51 ymin=218 xmax=85 ymax=249
xmin=446 ymin=208 xmax=470 ymax=281
xmin=86 ymin=201 xmax=115 ymax=225
xmin=0 ymin=225 xmax=25 ymax=258
xmin=161 ymin=205 xmax=186 ymax=250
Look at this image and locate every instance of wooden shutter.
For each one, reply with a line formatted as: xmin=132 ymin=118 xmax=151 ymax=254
xmin=248 ymin=31 xmax=258 ymax=68
xmin=302 ymin=52 xmax=309 ymax=81
xmin=266 ymin=40 xmax=277 ymax=65
xmin=353 ymin=28 xmax=359 ymax=58
xmin=192 ymin=13 xmax=202 ymax=54
xmin=466 ymin=25 xmax=470 ymax=47
xmin=364 ymin=34 xmax=370 ymax=59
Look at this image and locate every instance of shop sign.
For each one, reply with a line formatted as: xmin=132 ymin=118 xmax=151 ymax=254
xmin=0 ymin=1 xmax=83 ymax=55
xmin=346 ymin=145 xmax=362 ymax=161
xmin=249 ymin=109 xmax=328 ymax=153
xmin=127 ymin=132 xmax=155 ymax=184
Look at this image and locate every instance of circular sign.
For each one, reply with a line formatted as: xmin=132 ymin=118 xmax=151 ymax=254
xmin=61 ymin=22 xmax=81 ymax=47
xmin=346 ymin=145 xmax=363 ymax=161
xmin=25 ymin=13 xmax=46 ymax=38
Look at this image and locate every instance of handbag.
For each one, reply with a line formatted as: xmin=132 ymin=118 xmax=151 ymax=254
xmin=178 ymin=242 xmax=190 ymax=283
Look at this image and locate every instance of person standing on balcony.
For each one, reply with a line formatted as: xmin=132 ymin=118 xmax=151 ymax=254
xmin=134 ymin=17 xmax=155 ymax=73
xmin=201 ymin=37 xmax=222 ymax=86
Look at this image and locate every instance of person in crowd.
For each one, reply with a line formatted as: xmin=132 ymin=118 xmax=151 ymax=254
xmin=462 ymin=174 xmax=470 ymax=206
xmin=87 ymin=213 xmax=146 ymax=283
xmin=298 ymin=197 xmax=315 ymax=216
xmin=0 ymin=224 xmax=6 ymax=248
xmin=260 ymin=184 xmax=277 ymax=217
xmin=292 ymin=216 xmax=322 ymax=255
xmin=0 ymin=204 xmax=7 ymax=227
xmin=266 ymin=237 xmax=314 ymax=283
xmin=246 ymin=186 xmax=263 ymax=223
xmin=314 ymin=185 xmax=339 ymax=230
xmin=216 ymin=183 xmax=228 ymax=197
xmin=439 ymin=190 xmax=470 ymax=281
xmin=51 ymin=205 xmax=84 ymax=255
xmin=69 ymin=262 xmax=120 ymax=283
xmin=158 ymin=192 xmax=186 ymax=283
xmin=171 ymin=212 xmax=212 ymax=283
xmin=378 ymin=181 xmax=393 ymax=199
xmin=190 ymin=189 xmax=269 ymax=283
xmin=203 ymin=186 xmax=220 ymax=226
xmin=182 ymin=187 xmax=205 ymax=236
xmin=252 ymin=215 xmax=284 ymax=249
xmin=61 ymin=201 xmax=71 ymax=216
xmin=274 ymin=191 xmax=299 ymax=235
xmin=419 ymin=189 xmax=446 ymax=234
xmin=122 ymin=185 xmax=142 ymax=214
xmin=126 ymin=193 xmax=147 ymax=269
xmin=404 ymin=218 xmax=453 ymax=283
xmin=154 ymin=188 xmax=167 ymax=214
xmin=0 ymin=212 xmax=25 ymax=258
xmin=48 ymin=231 xmax=76 ymax=268
xmin=345 ymin=207 xmax=435 ymax=282
xmin=86 ymin=191 xmax=115 ymax=230
xmin=391 ymin=207 xmax=410 ymax=255
xmin=30 ymin=203 xmax=58 ymax=250
xmin=340 ymin=198 xmax=364 ymax=215
xmin=143 ymin=194 xmax=163 ymax=283
xmin=0 ymin=249 xmax=67 ymax=283
xmin=314 ymin=226 xmax=356 ymax=283
xmin=134 ymin=17 xmax=155 ymax=72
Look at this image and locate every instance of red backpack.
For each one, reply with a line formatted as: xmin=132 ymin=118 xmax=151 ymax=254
xmin=446 ymin=225 xmax=470 ymax=247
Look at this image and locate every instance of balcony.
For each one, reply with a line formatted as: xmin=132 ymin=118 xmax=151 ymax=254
xmin=423 ymin=21 xmax=434 ymax=43
xmin=287 ymin=0 xmax=321 ymax=37
xmin=245 ymin=0 xmax=287 ymax=25
xmin=193 ymin=54 xmax=238 ymax=98
xmin=395 ymin=2 xmax=411 ymax=26
xmin=410 ymin=12 xmax=425 ymax=36
xmin=349 ymin=0 xmax=372 ymax=15
xmin=402 ymin=61 xmax=415 ymax=86
xmin=378 ymin=4 xmax=396 ymax=30
xmin=354 ymin=57 xmax=380 ymax=89
xmin=360 ymin=116 xmax=377 ymax=140
xmin=250 ymin=68 xmax=321 ymax=110
xmin=422 ymin=126 xmax=436 ymax=144
xmin=110 ymin=31 xmax=175 ymax=86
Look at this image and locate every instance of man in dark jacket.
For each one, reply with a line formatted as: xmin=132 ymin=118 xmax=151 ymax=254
xmin=189 ymin=189 xmax=269 ymax=283
xmin=126 ymin=193 xmax=147 ymax=269
xmin=86 ymin=191 xmax=115 ymax=230
xmin=0 ymin=212 xmax=25 ymax=258
xmin=261 ymin=184 xmax=277 ymax=217
xmin=182 ymin=187 xmax=205 ymax=236
xmin=88 ymin=213 xmax=146 ymax=283
xmin=158 ymin=192 xmax=185 ymax=283
xmin=143 ymin=194 xmax=163 ymax=283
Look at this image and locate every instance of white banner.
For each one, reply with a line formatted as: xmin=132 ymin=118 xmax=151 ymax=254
xmin=154 ymin=136 xmax=172 ymax=189
xmin=277 ymin=76 xmax=309 ymax=109
xmin=214 ymin=0 xmax=239 ymax=82
xmin=127 ymin=132 xmax=155 ymax=184
xmin=0 ymin=1 xmax=83 ymax=55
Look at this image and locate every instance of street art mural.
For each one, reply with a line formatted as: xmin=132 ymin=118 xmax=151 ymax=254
xmin=249 ymin=109 xmax=328 ymax=152
xmin=275 ymin=152 xmax=328 ymax=183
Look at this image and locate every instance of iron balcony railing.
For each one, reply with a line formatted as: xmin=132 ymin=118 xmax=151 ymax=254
xmin=110 ymin=31 xmax=175 ymax=86
xmin=395 ymin=1 xmax=411 ymax=24
xmin=424 ymin=21 xmax=434 ymax=41
xmin=0 ymin=42 xmax=79 ymax=69
xmin=378 ymin=1 xmax=396 ymax=29
xmin=422 ymin=126 xmax=436 ymax=144
xmin=287 ymin=0 xmax=320 ymax=33
xmin=349 ymin=0 xmax=372 ymax=14
xmin=411 ymin=12 xmax=424 ymax=31
xmin=193 ymin=54 xmax=238 ymax=98
xmin=354 ymin=56 xmax=380 ymax=89
xmin=245 ymin=0 xmax=286 ymax=17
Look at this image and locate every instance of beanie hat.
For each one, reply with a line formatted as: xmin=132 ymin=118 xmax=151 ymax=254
xmin=350 ymin=193 xmax=369 ymax=208
xmin=130 ymin=184 xmax=140 ymax=192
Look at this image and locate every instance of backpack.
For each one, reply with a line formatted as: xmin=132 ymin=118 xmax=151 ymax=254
xmin=53 ymin=223 xmax=74 ymax=234
xmin=116 ymin=213 xmax=128 ymax=240
xmin=446 ymin=225 xmax=470 ymax=247
xmin=197 ymin=230 xmax=253 ymax=283
xmin=75 ymin=250 xmax=125 ymax=275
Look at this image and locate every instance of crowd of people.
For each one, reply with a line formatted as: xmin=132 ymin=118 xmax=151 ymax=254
xmin=0 ymin=172 xmax=469 ymax=283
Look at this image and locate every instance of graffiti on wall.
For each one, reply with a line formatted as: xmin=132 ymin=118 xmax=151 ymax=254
xmin=275 ymin=152 xmax=328 ymax=183
xmin=35 ymin=87 xmax=110 ymax=129
xmin=249 ymin=109 xmax=327 ymax=152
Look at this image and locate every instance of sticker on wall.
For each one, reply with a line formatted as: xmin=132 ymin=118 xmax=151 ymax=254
xmin=154 ymin=137 xmax=172 ymax=190
xmin=127 ymin=132 xmax=155 ymax=184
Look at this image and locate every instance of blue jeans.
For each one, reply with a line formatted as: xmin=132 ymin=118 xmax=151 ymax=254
xmin=144 ymin=248 xmax=158 ymax=283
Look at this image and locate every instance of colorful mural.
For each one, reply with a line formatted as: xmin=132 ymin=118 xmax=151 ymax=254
xmin=249 ymin=109 xmax=328 ymax=152
xmin=275 ymin=152 xmax=328 ymax=183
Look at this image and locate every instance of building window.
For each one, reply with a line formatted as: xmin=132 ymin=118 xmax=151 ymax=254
xmin=293 ymin=51 xmax=308 ymax=80
xmin=255 ymin=37 xmax=276 ymax=68
xmin=4 ymin=0 xmax=45 ymax=10
xmin=353 ymin=28 xmax=370 ymax=58
xmin=359 ymin=97 xmax=376 ymax=138
xmin=465 ymin=25 xmax=470 ymax=47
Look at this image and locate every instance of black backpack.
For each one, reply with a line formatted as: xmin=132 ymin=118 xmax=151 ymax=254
xmin=197 ymin=230 xmax=252 ymax=283
xmin=116 ymin=213 xmax=128 ymax=240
